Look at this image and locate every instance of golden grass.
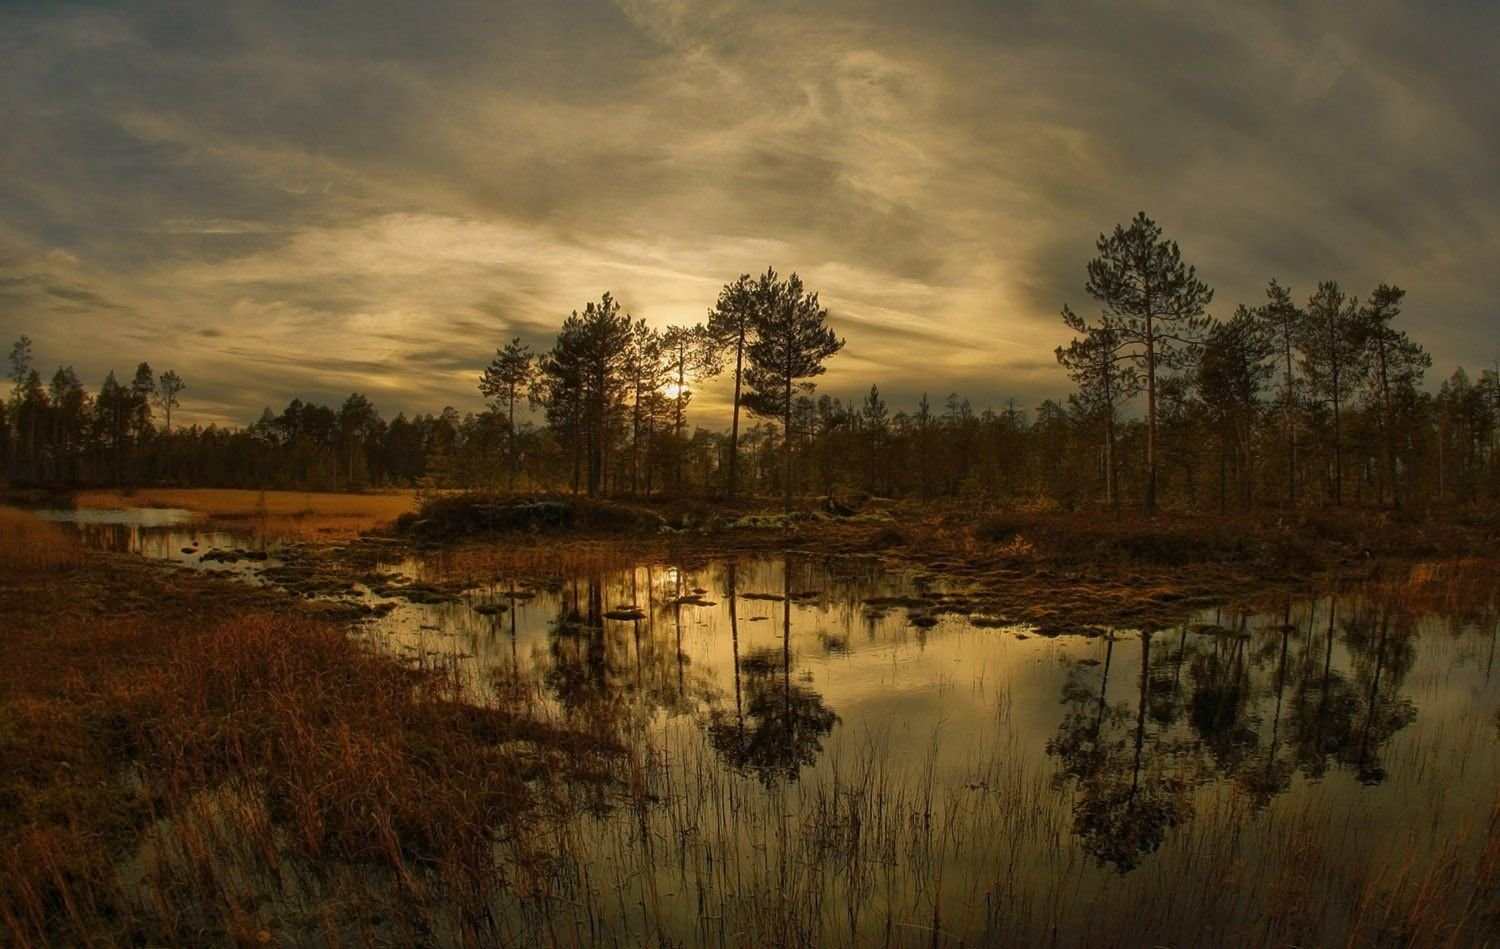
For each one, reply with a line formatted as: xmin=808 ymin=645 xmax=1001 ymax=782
xmin=72 ymin=488 xmax=417 ymax=539
xmin=0 ymin=505 xmax=82 ymax=572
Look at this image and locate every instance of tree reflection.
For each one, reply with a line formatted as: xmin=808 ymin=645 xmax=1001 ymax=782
xmin=544 ymin=569 xmax=710 ymax=727
xmin=546 ymin=573 xmax=611 ymax=715
xmin=1187 ymin=622 xmax=1259 ymax=776
xmin=1338 ymin=602 xmax=1417 ymax=784
xmin=1048 ymin=594 xmax=1422 ymax=870
xmin=707 ymin=557 xmax=838 ymax=786
xmin=1048 ymin=630 xmax=1191 ymax=871
xmin=1235 ymin=612 xmax=1296 ymax=805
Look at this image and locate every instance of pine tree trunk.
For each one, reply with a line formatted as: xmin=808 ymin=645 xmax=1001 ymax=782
xmin=727 ymin=337 xmax=743 ymax=502
xmin=783 ymin=373 xmax=793 ymax=515
xmin=1145 ymin=310 xmax=1158 ymax=516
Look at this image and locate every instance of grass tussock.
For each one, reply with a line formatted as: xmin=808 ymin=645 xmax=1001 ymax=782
xmin=0 ymin=504 xmax=82 ymax=572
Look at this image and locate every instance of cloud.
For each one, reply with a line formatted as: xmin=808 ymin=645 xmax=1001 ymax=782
xmin=0 ymin=0 xmax=1495 ymax=430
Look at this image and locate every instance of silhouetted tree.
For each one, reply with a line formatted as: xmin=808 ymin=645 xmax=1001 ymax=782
xmin=742 ymin=270 xmax=844 ymax=513
xmin=337 ymin=393 xmax=380 ymax=488
xmin=479 ymin=338 xmax=535 ymax=490
xmin=153 ymin=370 xmax=186 ymax=433
xmin=1298 ymin=281 xmax=1363 ymax=505
xmin=1259 ymin=280 xmax=1304 ymax=505
xmin=707 ymin=273 xmax=759 ymax=502
xmin=49 ymin=366 xmax=88 ymax=481
xmin=1057 ymin=313 xmax=1140 ymax=517
xmin=1356 ymin=285 xmax=1430 ymax=508
xmin=619 ymin=321 xmax=664 ymax=496
xmin=1068 ymin=212 xmax=1214 ymax=514
xmin=661 ymin=323 xmax=722 ymax=491
xmin=1197 ymin=307 xmax=1274 ymax=510
xmin=535 ymin=294 xmax=632 ymax=496
xmin=860 ymin=383 xmax=889 ymax=495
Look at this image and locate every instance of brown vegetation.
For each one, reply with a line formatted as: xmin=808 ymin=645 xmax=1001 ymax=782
xmin=72 ymin=487 xmax=416 ymax=538
xmin=0 ymin=504 xmax=83 ymax=572
xmin=5 ymin=491 xmax=1498 ymax=944
xmin=0 ymin=549 xmax=619 ymax=945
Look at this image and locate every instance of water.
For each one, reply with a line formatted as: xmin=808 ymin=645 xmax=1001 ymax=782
xmin=48 ymin=509 xmax=1500 ymax=943
xmin=35 ymin=506 xmax=258 ymax=567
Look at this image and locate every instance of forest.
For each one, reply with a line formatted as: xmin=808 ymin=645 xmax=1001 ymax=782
xmin=4 ymin=215 xmax=1497 ymax=513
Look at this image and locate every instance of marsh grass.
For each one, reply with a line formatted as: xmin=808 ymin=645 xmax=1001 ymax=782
xmin=0 ymin=554 xmax=623 ymax=946
xmin=0 ymin=504 xmax=82 ymax=572
xmin=454 ymin=684 xmax=1500 ymax=947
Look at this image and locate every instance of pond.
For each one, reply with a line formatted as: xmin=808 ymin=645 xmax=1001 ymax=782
xmin=47 ymin=509 xmax=1500 ymax=945
xmin=35 ymin=506 xmax=262 ymax=569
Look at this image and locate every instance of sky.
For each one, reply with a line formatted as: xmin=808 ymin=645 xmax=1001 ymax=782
xmin=1 ymin=0 xmax=1496 ymax=429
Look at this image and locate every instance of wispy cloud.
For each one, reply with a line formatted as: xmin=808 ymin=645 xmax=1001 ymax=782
xmin=1 ymin=0 xmax=1495 ymax=428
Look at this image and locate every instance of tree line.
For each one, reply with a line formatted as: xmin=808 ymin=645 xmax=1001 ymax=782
xmin=4 ymin=221 xmax=1497 ymax=509
xmin=1055 ymin=212 xmax=1492 ymax=514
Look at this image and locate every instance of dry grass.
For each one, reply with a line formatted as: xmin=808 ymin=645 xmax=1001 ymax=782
xmin=1390 ymin=557 xmax=1500 ymax=615
xmin=72 ymin=487 xmax=417 ymax=539
xmin=0 ymin=504 xmax=82 ymax=572
xmin=0 ymin=550 xmax=621 ymax=946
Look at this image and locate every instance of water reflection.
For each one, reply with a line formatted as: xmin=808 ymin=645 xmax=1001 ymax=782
xmin=707 ymin=560 xmax=839 ymax=786
xmin=36 ymin=507 xmax=253 ymax=565
xmin=1046 ymin=597 xmax=1425 ymax=870
xmin=47 ymin=515 xmax=1500 ymax=884
xmin=1048 ymin=631 xmax=1191 ymax=871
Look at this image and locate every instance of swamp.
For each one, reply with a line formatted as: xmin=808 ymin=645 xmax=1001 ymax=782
xmin=2 ymin=493 xmax=1497 ymax=946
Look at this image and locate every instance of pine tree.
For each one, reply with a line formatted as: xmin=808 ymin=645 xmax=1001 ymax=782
xmin=1356 ymin=285 xmax=1430 ymax=508
xmin=1196 ymin=307 xmax=1274 ymax=510
xmin=479 ymin=338 xmax=535 ymax=490
xmin=662 ymin=323 xmax=722 ymax=493
xmin=1258 ymin=280 xmax=1304 ymax=506
xmin=1070 ymin=213 xmax=1213 ymax=514
xmin=741 ymin=270 xmax=843 ymax=513
xmin=154 ymin=370 xmax=186 ymax=433
xmin=1057 ymin=308 xmax=1141 ymax=518
xmin=1298 ymin=281 xmax=1363 ymax=505
xmin=707 ymin=273 xmax=758 ymax=502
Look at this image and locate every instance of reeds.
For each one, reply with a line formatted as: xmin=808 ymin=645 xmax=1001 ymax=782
xmin=0 ymin=504 xmax=82 ymax=572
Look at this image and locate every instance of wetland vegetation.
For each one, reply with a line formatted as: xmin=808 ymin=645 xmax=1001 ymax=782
xmin=2 ymin=493 xmax=1498 ymax=946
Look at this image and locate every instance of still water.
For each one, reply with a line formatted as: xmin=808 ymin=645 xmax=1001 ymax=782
xmin=47 ymin=509 xmax=1500 ymax=944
